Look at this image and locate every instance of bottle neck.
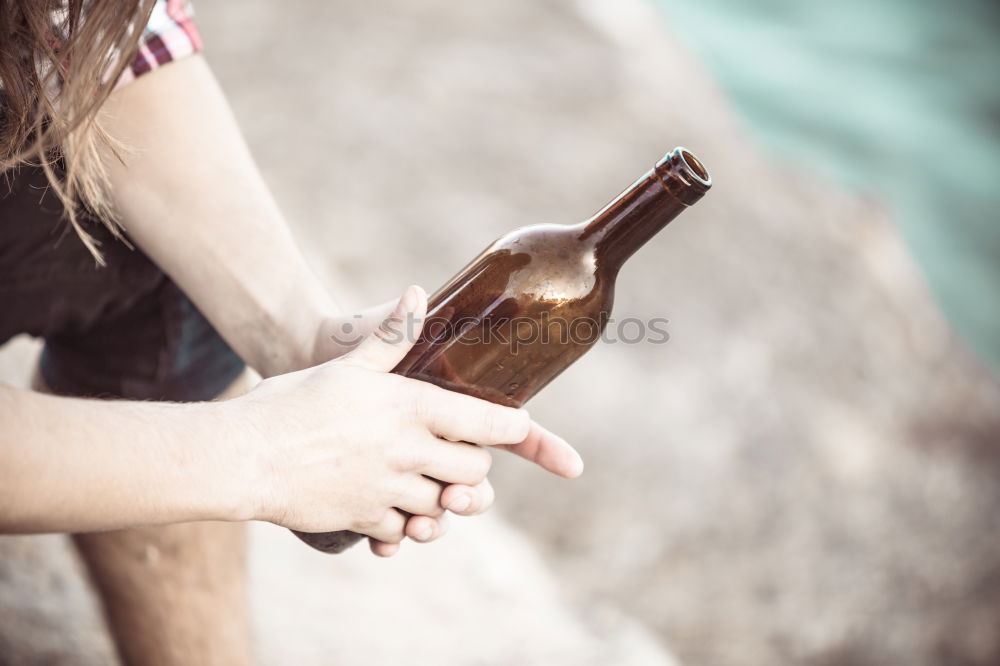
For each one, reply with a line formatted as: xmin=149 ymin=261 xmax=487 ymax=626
xmin=576 ymin=148 xmax=711 ymax=270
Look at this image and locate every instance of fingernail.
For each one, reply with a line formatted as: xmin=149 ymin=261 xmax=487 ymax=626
xmin=448 ymin=494 xmax=472 ymax=513
xmin=400 ymin=285 xmax=422 ymax=315
xmin=417 ymin=526 xmax=433 ymax=541
xmin=391 ymin=290 xmax=411 ymax=318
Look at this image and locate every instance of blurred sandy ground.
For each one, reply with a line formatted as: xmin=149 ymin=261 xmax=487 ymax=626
xmin=2 ymin=0 xmax=1000 ymax=664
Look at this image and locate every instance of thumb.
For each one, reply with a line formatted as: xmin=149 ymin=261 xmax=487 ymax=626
xmin=340 ymin=285 xmax=426 ymax=372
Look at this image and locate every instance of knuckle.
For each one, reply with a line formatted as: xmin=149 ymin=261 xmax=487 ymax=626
xmin=381 ymin=513 xmax=406 ymax=542
xmin=482 ymin=409 xmax=503 ymax=443
xmin=354 ymin=508 xmax=386 ymax=532
xmin=393 ymin=446 xmax=425 ymax=472
xmin=407 ymin=388 xmax=431 ymax=422
xmin=443 ymin=485 xmax=474 ymax=514
xmin=469 ymin=480 xmax=494 ymax=515
xmin=485 ymin=407 xmax=528 ymax=444
xmin=472 ymin=447 xmax=493 ymax=482
xmin=511 ymin=409 xmax=531 ymax=441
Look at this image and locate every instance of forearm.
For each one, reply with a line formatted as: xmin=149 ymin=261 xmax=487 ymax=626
xmin=99 ymin=55 xmax=338 ymax=377
xmin=0 ymin=383 xmax=252 ymax=533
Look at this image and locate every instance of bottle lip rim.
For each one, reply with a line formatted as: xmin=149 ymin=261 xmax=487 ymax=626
xmin=674 ymin=147 xmax=712 ymax=187
xmin=654 ymin=147 xmax=712 ymax=205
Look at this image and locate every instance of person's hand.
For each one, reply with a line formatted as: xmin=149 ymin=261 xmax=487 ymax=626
xmin=299 ymin=297 xmax=496 ymax=554
xmin=301 ymin=293 xmax=585 ymax=556
xmin=231 ymin=285 xmax=545 ymax=552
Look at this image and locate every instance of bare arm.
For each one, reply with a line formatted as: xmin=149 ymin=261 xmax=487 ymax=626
xmin=0 ymin=382 xmax=249 ymax=533
xmin=99 ymin=54 xmax=339 ymax=378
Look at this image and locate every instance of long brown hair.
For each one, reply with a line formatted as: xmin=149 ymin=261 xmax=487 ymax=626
xmin=0 ymin=0 xmax=156 ymax=263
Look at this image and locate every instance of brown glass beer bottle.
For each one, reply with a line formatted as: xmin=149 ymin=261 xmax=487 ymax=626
xmin=296 ymin=147 xmax=712 ymax=553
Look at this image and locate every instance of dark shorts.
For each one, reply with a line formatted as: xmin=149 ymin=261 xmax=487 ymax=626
xmin=0 ymin=165 xmax=245 ymax=401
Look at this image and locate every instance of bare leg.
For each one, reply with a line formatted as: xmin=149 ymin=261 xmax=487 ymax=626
xmin=33 ymin=368 xmax=258 ymax=666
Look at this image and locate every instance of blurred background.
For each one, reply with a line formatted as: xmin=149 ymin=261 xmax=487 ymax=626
xmin=1 ymin=0 xmax=998 ymax=664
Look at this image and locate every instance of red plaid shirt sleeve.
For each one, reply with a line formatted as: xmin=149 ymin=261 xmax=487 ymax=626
xmin=115 ymin=0 xmax=203 ymax=88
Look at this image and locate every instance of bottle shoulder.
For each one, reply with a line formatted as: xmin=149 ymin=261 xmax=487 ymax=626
xmin=491 ymin=223 xmax=574 ymax=248
xmin=476 ymin=223 xmax=614 ymax=308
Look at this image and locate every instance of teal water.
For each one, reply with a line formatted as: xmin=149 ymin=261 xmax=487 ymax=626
xmin=652 ymin=0 xmax=1000 ymax=379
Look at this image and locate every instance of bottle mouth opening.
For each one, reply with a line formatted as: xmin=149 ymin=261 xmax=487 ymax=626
xmin=654 ymin=147 xmax=712 ymax=204
xmin=679 ymin=149 xmax=711 ymax=186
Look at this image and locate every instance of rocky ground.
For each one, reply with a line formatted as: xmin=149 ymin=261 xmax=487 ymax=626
xmin=2 ymin=0 xmax=999 ymax=664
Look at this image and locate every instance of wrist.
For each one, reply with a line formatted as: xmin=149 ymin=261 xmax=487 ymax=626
xmin=249 ymin=302 xmax=344 ymax=379
xmin=181 ymin=399 xmax=267 ymax=523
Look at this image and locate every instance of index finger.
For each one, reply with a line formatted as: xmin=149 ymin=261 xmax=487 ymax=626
xmin=411 ymin=382 xmax=531 ymax=446
xmin=495 ymin=420 xmax=584 ymax=479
